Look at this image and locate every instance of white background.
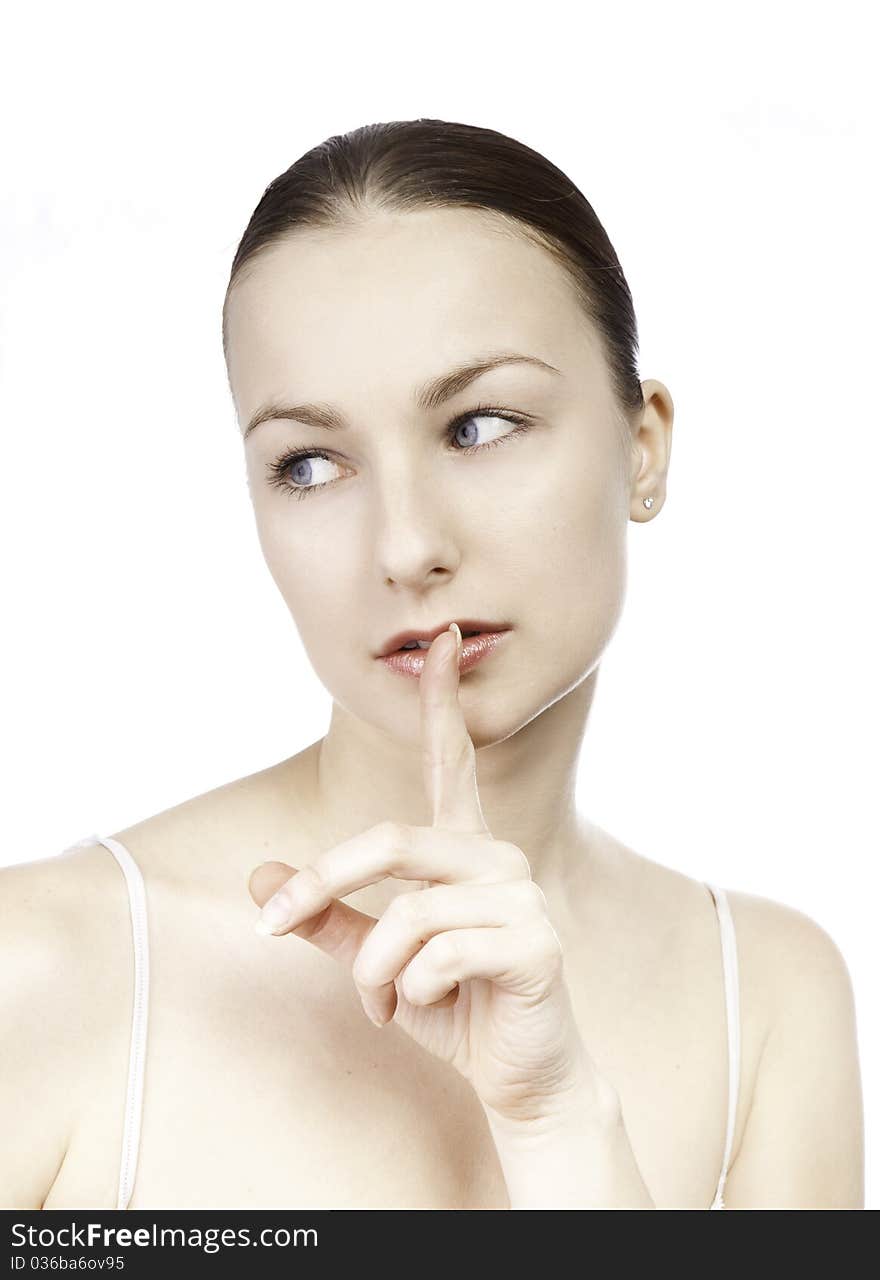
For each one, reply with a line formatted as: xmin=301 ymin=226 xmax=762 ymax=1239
xmin=2 ymin=0 xmax=877 ymax=1206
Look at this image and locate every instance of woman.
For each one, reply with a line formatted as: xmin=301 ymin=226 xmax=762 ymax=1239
xmin=2 ymin=118 xmax=864 ymax=1210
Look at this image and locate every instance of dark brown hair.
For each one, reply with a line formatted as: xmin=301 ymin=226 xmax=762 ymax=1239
xmin=222 ymin=118 xmax=644 ymax=422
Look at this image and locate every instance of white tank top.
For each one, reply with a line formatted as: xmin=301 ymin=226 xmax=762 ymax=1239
xmin=65 ymin=835 xmax=741 ymax=1210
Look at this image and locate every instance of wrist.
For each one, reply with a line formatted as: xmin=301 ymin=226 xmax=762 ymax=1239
xmin=482 ymin=1084 xmax=654 ymax=1210
xmin=480 ymin=1066 xmax=622 ymax=1147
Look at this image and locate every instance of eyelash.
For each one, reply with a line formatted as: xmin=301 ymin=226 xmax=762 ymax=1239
xmin=265 ymin=403 xmax=533 ymax=501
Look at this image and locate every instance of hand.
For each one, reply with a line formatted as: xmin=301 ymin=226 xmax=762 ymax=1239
xmin=248 ymin=624 xmax=615 ymax=1130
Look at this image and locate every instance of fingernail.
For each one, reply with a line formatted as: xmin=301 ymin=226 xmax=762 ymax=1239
xmin=256 ymin=890 xmax=293 ymax=935
xmin=360 ymin=990 xmax=386 ymax=1026
xmin=448 ymin=621 xmax=462 ymax=658
xmin=363 ymin=1002 xmax=384 ymax=1028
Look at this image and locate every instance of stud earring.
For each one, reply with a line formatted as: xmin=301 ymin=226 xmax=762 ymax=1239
xmin=643 ymin=496 xmax=654 ymax=509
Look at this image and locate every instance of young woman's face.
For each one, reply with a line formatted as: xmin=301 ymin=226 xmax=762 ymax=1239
xmin=225 ymin=207 xmax=639 ymax=749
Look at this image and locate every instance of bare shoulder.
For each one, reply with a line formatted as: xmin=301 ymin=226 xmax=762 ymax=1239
xmin=0 ymin=844 xmax=134 ymax=1208
xmin=718 ymin=887 xmax=863 ymax=1207
xmin=597 ymin=833 xmax=861 ymax=1206
xmin=106 ymin=747 xmax=321 ymax=887
xmin=0 ymin=751 xmax=316 ymax=1210
xmin=722 ymin=886 xmax=857 ymax=1020
xmin=595 ymin=832 xmax=853 ymax=1033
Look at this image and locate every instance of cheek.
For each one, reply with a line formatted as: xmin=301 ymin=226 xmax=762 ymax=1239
xmin=253 ymin=502 xmax=353 ymax=636
xmin=554 ymin=474 xmax=625 ymax=592
xmin=509 ymin=465 xmax=628 ymax=667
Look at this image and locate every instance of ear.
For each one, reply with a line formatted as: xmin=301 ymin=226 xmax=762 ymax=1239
xmin=629 ymin=378 xmax=674 ymax=519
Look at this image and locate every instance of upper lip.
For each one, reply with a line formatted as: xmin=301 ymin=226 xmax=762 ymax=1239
xmin=376 ymin=619 xmax=512 ymax=657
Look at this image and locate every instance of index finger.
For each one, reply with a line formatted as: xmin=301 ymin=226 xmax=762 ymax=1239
xmin=420 ymin=623 xmax=488 ymax=835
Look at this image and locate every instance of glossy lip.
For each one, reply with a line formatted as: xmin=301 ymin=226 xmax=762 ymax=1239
xmin=378 ymin=628 xmax=511 ymax=678
xmin=375 ymin=619 xmax=512 ymax=659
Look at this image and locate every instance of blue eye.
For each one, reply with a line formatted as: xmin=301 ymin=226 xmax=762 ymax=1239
xmin=449 ymin=409 xmax=526 ymax=451
xmin=266 ymin=404 xmax=532 ymax=501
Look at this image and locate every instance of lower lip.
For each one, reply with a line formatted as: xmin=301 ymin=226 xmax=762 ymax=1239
xmin=378 ymin=630 xmax=511 ymax=678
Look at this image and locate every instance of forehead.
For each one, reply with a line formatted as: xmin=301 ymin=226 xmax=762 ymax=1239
xmin=224 ymin=207 xmax=599 ymax=416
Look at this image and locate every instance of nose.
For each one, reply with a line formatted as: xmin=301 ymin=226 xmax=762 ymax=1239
xmin=370 ymin=459 xmax=462 ymax=589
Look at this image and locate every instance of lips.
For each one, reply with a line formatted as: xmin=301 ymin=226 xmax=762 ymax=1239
xmin=376 ymin=619 xmax=512 ymax=658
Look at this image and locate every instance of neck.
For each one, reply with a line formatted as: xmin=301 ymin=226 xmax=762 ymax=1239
xmin=293 ymin=670 xmax=601 ymax=910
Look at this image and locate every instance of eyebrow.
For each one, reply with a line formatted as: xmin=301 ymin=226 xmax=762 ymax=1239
xmin=243 ymin=351 xmax=562 ymax=440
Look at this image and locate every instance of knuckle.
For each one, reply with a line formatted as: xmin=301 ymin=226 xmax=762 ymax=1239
xmin=297 ymin=862 xmax=326 ymax=897
xmin=499 ymin=841 xmax=532 ymax=880
xmin=425 ymin=738 xmax=472 ymax=773
xmin=513 ymin=878 xmax=548 ymax=916
xmin=351 ymin=950 xmax=372 ymax=988
xmin=352 ymin=945 xmax=384 ymax=992
xmin=539 ymin=919 xmax=564 ymax=964
xmin=378 ymin=819 xmax=410 ymax=869
xmin=389 ymin=891 xmax=429 ymax=933
xmin=429 ymin=931 xmax=462 ymax=969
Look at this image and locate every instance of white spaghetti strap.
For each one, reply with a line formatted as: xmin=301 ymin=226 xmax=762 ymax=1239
xmin=67 ymin=834 xmax=150 ymax=1211
xmin=705 ymin=882 xmax=741 ymax=1210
